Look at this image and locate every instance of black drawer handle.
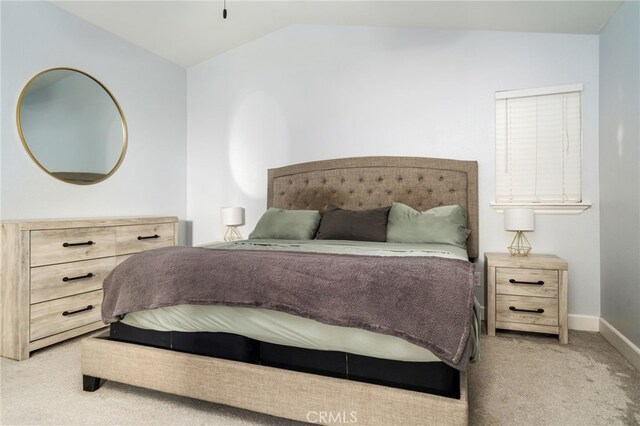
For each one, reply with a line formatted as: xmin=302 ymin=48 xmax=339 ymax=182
xmin=63 ymin=240 xmax=94 ymax=247
xmin=509 ymin=279 xmax=544 ymax=285
xmin=137 ymin=234 xmax=159 ymax=240
xmin=62 ymin=305 xmax=94 ymax=316
xmin=62 ymin=272 xmax=94 ymax=282
xmin=509 ymin=306 xmax=544 ymax=314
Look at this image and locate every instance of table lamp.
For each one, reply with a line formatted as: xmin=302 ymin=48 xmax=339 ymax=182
xmin=221 ymin=207 xmax=245 ymax=242
xmin=504 ymin=208 xmax=534 ymax=256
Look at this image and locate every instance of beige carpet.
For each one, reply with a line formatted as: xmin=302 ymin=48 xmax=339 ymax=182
xmin=1 ymin=330 xmax=639 ymax=425
xmin=469 ymin=331 xmax=640 ymax=425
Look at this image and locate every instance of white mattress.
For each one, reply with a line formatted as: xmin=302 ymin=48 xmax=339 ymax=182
xmin=121 ymin=239 xmax=478 ymax=363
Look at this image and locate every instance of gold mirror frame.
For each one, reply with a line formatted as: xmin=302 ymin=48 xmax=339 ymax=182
xmin=16 ymin=67 xmax=128 ymax=185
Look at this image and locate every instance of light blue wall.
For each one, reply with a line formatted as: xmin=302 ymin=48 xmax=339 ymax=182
xmin=1 ymin=2 xmax=187 ymax=232
xmin=599 ymin=1 xmax=640 ymax=346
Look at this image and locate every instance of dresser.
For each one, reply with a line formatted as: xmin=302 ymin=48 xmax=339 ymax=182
xmin=485 ymin=252 xmax=569 ymax=344
xmin=1 ymin=216 xmax=178 ymax=360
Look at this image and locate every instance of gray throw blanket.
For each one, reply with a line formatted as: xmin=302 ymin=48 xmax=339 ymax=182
xmin=102 ymin=246 xmax=475 ymax=370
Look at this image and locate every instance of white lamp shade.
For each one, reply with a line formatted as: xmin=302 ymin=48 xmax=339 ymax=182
xmin=504 ymin=208 xmax=534 ymax=231
xmin=221 ymin=207 xmax=245 ymax=226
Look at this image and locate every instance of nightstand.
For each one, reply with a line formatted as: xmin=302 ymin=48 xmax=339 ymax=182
xmin=485 ymin=253 xmax=569 ymax=344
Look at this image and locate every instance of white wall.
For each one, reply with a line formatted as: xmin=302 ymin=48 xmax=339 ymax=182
xmin=599 ymin=1 xmax=640 ymax=346
xmin=187 ymin=25 xmax=600 ymax=315
xmin=1 ymin=2 xmax=187 ymax=236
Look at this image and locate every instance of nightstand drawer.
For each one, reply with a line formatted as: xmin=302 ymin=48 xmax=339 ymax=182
xmin=30 ymin=257 xmax=115 ymax=304
xmin=30 ymin=290 xmax=103 ymax=341
xmin=31 ymin=227 xmax=116 ymax=267
xmin=116 ymin=223 xmax=175 ymax=255
xmin=496 ymin=295 xmax=558 ymax=326
xmin=496 ymin=268 xmax=558 ymax=298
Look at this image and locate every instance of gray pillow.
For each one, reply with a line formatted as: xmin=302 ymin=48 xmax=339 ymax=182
xmin=315 ymin=205 xmax=391 ymax=242
xmin=249 ymin=208 xmax=321 ymax=240
xmin=386 ymin=203 xmax=470 ymax=247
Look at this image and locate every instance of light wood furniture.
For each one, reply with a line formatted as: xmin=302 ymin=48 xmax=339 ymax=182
xmin=81 ymin=157 xmax=478 ymax=425
xmin=485 ymin=252 xmax=568 ymax=344
xmin=1 ymin=216 xmax=178 ymax=360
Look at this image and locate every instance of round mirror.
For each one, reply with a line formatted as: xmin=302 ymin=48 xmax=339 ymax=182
xmin=17 ymin=68 xmax=127 ymax=185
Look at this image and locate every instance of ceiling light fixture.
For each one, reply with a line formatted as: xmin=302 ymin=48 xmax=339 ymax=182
xmin=223 ymin=0 xmax=228 ymax=19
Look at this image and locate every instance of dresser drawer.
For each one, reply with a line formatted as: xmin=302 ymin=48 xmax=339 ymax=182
xmin=31 ymin=227 xmax=116 ymax=267
xmin=115 ymin=254 xmax=133 ymax=266
xmin=30 ymin=257 xmax=115 ymax=304
xmin=496 ymin=268 xmax=558 ymax=298
xmin=496 ymin=295 xmax=558 ymax=327
xmin=30 ymin=290 xmax=103 ymax=341
xmin=116 ymin=223 xmax=175 ymax=255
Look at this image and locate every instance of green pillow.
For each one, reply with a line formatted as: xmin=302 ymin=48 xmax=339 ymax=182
xmin=249 ymin=208 xmax=321 ymax=240
xmin=386 ymin=203 xmax=470 ymax=247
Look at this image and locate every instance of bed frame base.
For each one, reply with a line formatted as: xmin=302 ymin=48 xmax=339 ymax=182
xmin=81 ymin=336 xmax=468 ymax=425
xmin=82 ymin=375 xmax=103 ymax=392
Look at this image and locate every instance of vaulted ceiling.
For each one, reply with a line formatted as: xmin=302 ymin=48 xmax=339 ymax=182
xmin=53 ymin=1 xmax=623 ymax=68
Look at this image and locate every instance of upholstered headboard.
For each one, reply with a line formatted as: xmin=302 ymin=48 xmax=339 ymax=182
xmin=267 ymin=156 xmax=479 ymax=259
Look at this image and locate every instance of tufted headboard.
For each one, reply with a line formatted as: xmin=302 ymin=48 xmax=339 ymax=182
xmin=267 ymin=156 xmax=479 ymax=260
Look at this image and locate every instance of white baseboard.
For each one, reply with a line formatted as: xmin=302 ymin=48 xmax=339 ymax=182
xmin=599 ymin=318 xmax=640 ymax=372
xmin=568 ymin=314 xmax=600 ymax=331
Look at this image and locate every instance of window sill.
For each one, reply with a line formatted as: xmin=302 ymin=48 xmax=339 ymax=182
xmin=490 ymin=202 xmax=592 ymax=215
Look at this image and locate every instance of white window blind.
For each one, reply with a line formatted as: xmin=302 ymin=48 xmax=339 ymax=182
xmin=495 ymin=85 xmax=582 ymax=203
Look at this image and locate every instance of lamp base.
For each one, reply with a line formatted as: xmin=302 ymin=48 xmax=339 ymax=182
xmin=508 ymin=231 xmax=531 ymax=257
xmin=224 ymin=226 xmax=242 ymax=242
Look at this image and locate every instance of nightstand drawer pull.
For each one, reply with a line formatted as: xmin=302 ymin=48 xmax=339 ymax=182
xmin=62 ymin=272 xmax=94 ymax=282
xmin=509 ymin=306 xmax=544 ymax=314
xmin=509 ymin=278 xmax=544 ymax=285
xmin=62 ymin=240 xmax=94 ymax=247
xmin=62 ymin=305 xmax=94 ymax=316
xmin=137 ymin=234 xmax=159 ymax=240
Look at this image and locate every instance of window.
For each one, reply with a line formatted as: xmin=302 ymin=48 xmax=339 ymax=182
xmin=495 ymin=84 xmax=583 ymax=205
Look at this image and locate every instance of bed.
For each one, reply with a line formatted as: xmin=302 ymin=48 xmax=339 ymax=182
xmin=81 ymin=156 xmax=479 ymax=425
